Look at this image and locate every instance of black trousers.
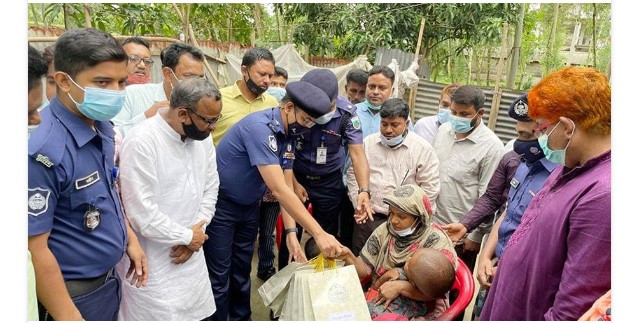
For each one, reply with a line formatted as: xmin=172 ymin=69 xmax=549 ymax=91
xmin=278 ymin=170 xmax=344 ymax=270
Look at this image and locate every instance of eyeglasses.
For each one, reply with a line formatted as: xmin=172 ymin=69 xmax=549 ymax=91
xmin=534 ymin=122 xmax=558 ymax=136
xmin=128 ymin=55 xmax=154 ymax=66
xmin=187 ymin=109 xmax=222 ymax=127
xmin=294 ymin=108 xmax=316 ymax=128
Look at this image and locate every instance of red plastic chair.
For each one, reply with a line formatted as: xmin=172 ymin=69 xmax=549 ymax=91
xmin=368 ymin=258 xmax=475 ymax=321
xmin=435 ymin=258 xmax=475 ymax=321
xmin=275 ymin=203 xmax=312 ymax=249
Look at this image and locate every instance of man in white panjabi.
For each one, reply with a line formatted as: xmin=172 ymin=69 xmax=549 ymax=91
xmin=116 ymin=78 xmax=222 ymax=320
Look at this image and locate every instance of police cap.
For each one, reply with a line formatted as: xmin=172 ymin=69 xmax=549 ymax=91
xmin=285 ymin=81 xmax=331 ymax=118
xmin=300 ymin=68 xmax=339 ymax=101
xmin=508 ymin=93 xmax=532 ymax=122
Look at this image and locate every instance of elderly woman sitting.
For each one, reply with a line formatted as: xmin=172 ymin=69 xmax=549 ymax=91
xmin=339 ymin=184 xmax=457 ymax=320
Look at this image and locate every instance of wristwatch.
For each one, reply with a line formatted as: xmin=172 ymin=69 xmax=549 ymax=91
xmin=284 ymin=227 xmax=299 ymax=236
xmin=358 ymin=188 xmax=371 ymax=197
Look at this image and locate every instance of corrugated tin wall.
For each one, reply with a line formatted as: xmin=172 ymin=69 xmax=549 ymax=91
xmin=412 ymin=79 xmax=525 ymax=145
xmin=374 ymin=47 xmax=414 ymax=72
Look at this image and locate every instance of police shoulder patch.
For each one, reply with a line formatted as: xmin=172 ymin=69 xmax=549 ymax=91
xmin=28 ymin=188 xmax=51 ymax=217
xmin=351 ymin=116 xmax=361 ymax=130
xmin=268 ymin=135 xmax=277 ymax=152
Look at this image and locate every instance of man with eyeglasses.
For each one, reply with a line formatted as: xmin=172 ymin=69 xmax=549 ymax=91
xmin=113 ymin=42 xmax=205 ymax=137
xmin=441 ymin=93 xmax=557 ymax=318
xmin=203 ymin=80 xmax=344 ymax=321
xmin=116 ymin=77 xmax=221 ymax=320
xmin=121 ymin=36 xmax=153 ymax=85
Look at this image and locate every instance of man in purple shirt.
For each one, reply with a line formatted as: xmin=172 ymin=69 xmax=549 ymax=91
xmin=479 ymin=67 xmax=611 ymax=320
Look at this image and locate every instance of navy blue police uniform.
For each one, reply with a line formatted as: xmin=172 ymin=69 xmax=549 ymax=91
xmin=278 ymin=95 xmax=363 ymax=270
xmin=203 ymin=81 xmax=330 ymax=321
xmin=204 ymin=107 xmax=296 ymax=321
xmin=28 ymin=97 xmax=127 ymax=321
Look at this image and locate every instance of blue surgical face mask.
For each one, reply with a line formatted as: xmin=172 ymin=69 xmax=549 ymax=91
xmin=437 ymin=107 xmax=450 ymax=124
xmin=449 ymin=113 xmax=478 ymax=134
xmin=266 ymin=87 xmax=286 ymax=103
xmin=538 ymin=121 xmax=575 ymax=166
xmin=314 ymin=110 xmax=335 ymax=125
xmin=66 ymin=74 xmax=126 ymax=121
xmin=364 ymin=99 xmax=382 ymax=111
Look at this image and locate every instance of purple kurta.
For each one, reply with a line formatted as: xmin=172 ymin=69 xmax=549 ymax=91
xmin=479 ymin=150 xmax=611 ymax=321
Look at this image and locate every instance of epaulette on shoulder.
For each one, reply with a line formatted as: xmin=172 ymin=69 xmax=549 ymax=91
xmin=28 ymin=119 xmax=65 ymax=168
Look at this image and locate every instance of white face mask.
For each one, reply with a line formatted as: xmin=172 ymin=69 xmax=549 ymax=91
xmin=393 ymin=221 xmax=417 ymax=237
xmin=315 ymin=110 xmax=335 ymax=125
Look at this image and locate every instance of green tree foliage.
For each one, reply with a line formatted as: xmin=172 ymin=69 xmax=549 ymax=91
xmin=279 ymin=3 xmax=517 ymax=63
xmin=27 ymin=3 xmax=264 ymax=45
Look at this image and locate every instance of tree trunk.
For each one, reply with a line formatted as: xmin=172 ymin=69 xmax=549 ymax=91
xmin=253 ymin=4 xmax=264 ymax=41
xmin=467 ymin=47 xmax=473 ymax=84
xmin=82 ymin=4 xmax=92 ymax=28
xmin=475 ymin=48 xmax=483 ymax=86
xmin=227 ymin=5 xmax=233 ymax=42
xmin=63 ymin=4 xmax=71 ymax=30
xmin=545 ymin=3 xmax=560 ymax=76
xmin=506 ymin=3 xmax=525 ymax=89
xmin=276 ymin=6 xmax=286 ymax=43
xmin=486 ymin=47 xmax=492 ymax=87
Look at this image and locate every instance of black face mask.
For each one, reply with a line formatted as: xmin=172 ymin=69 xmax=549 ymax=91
xmin=288 ymin=121 xmax=311 ymax=137
xmin=183 ymin=117 xmax=210 ymax=141
xmin=245 ymin=71 xmax=266 ymax=96
xmin=514 ymin=139 xmax=545 ymax=164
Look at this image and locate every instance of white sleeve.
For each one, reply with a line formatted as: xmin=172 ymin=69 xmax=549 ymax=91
xmin=195 ymin=140 xmax=219 ymax=230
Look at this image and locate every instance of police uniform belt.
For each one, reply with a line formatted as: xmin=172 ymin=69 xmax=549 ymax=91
xmin=301 ymin=170 xmax=341 ymax=181
xmin=64 ymin=268 xmax=114 ymax=298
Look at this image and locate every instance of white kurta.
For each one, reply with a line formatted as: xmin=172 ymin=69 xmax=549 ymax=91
xmin=116 ymin=112 xmax=218 ymax=321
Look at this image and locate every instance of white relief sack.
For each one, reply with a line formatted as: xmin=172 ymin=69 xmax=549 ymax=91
xmin=307 ymin=264 xmax=371 ymax=321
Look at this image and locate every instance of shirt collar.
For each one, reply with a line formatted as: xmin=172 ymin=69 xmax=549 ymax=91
xmin=49 ymin=96 xmax=112 ymax=148
xmin=227 ymin=80 xmax=267 ymax=103
xmin=356 ymin=102 xmax=374 ymax=115
xmin=538 ymin=157 xmax=559 ymax=172
xmin=271 ymin=108 xmax=286 ymax=136
xmin=447 ymin=120 xmax=485 ymax=143
xmin=155 ymin=109 xmax=188 ymax=143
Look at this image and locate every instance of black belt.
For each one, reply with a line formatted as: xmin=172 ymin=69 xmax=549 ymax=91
xmin=300 ymin=170 xmax=341 ymax=181
xmin=65 ymin=268 xmax=114 ymax=298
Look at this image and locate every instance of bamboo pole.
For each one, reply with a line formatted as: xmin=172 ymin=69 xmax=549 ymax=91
xmin=408 ymin=17 xmax=426 ymax=118
xmin=187 ymin=23 xmax=222 ymax=88
xmin=487 ymin=23 xmax=509 ymax=131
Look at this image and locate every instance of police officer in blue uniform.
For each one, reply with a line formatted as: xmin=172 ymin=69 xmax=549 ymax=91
xmin=28 ymin=28 xmax=147 ymax=321
xmin=278 ymin=69 xmax=372 ymax=270
xmin=204 ymin=80 xmax=344 ymax=321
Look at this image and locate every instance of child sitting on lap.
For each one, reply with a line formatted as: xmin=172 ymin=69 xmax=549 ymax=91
xmin=367 ymin=247 xmax=455 ymax=320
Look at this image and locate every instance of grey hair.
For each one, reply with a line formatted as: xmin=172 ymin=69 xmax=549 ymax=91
xmin=170 ymin=78 xmax=221 ymax=111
